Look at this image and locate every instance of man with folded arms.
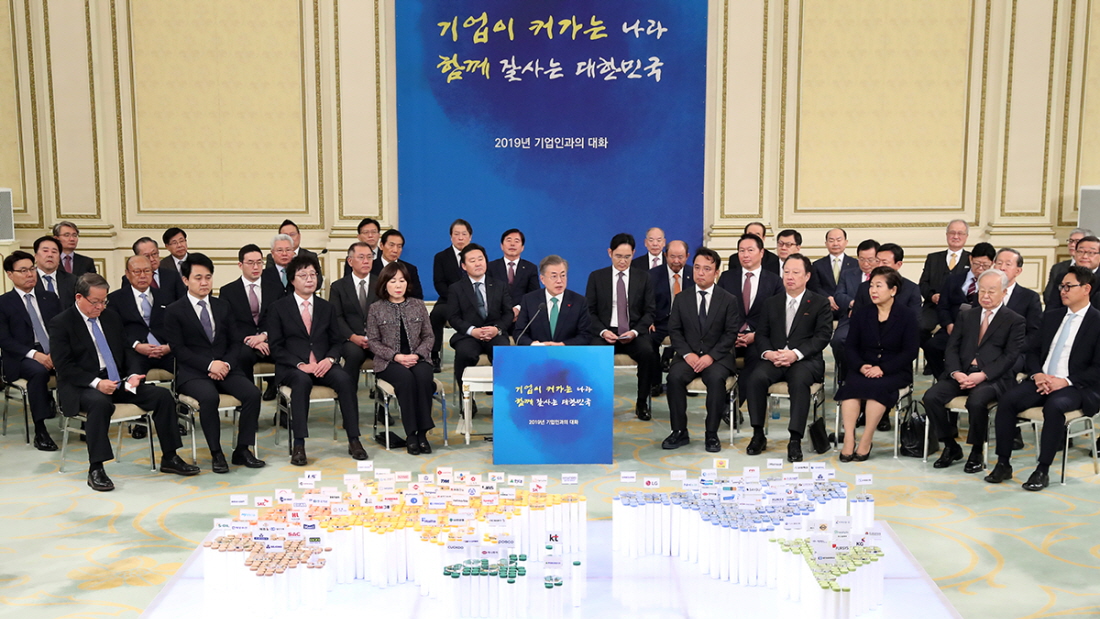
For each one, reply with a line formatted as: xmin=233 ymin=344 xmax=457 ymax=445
xmin=50 ymin=273 xmax=198 ymax=491
xmin=988 ymin=266 xmax=1100 ymax=491
xmin=164 ymin=254 xmax=264 ymax=473
xmin=922 ymin=269 xmax=1025 ymax=473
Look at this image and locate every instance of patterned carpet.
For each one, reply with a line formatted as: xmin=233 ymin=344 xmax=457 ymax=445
xmin=2 ymin=357 xmax=1099 ymax=619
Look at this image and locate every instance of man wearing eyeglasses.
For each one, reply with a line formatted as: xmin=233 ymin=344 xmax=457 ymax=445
xmin=222 ymin=244 xmax=283 ymax=403
xmin=923 ymin=242 xmax=997 ymax=379
xmin=918 ymin=220 xmax=972 ymax=343
xmin=126 ymin=237 xmax=186 ymax=303
xmin=1043 ymin=228 xmax=1090 ymax=307
xmin=53 ymin=221 xmax=96 ymax=277
xmin=1046 ymin=236 xmax=1100 ymax=310
xmin=0 ymin=250 xmax=61 ymax=451
xmin=267 ymin=254 xmax=366 ymax=466
xmin=160 ymin=227 xmax=190 ymax=273
xmin=106 ymin=255 xmax=173 ymax=376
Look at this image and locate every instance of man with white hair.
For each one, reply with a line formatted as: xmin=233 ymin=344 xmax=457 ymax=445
xmin=918 ymin=219 xmax=972 ymax=345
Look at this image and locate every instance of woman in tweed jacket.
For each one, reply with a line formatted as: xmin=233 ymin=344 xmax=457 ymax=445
xmin=366 ymin=262 xmax=436 ymax=455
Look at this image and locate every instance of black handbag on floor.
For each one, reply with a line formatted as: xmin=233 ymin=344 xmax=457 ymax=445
xmin=808 ymin=416 xmax=830 ymax=454
xmin=899 ymin=402 xmax=938 ymax=457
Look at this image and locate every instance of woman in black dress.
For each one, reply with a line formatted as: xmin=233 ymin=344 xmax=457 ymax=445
xmin=835 ymin=267 xmax=919 ymax=461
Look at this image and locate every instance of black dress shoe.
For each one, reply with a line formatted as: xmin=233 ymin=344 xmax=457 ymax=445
xmin=130 ymin=424 xmax=147 ymax=440
xmin=839 ymin=451 xmax=855 ymax=463
xmin=406 ymin=442 xmax=421 ymax=456
xmin=87 ymin=468 xmax=114 ymax=491
xmin=231 ymin=447 xmax=266 ymax=468
xmin=348 ymin=438 xmax=368 ymax=460
xmin=419 ymin=439 xmax=432 ymax=454
xmin=853 ymin=446 xmax=872 ymax=462
xmin=33 ymin=433 xmax=58 ymax=452
xmin=704 ymin=434 xmax=721 ymax=453
xmin=262 ymin=382 xmax=277 ymax=401
xmin=650 ymin=384 xmax=664 ymax=398
xmin=160 ymin=454 xmax=200 ymax=476
xmin=877 ymin=415 xmax=891 ymax=432
xmin=635 ymin=402 xmax=651 ymax=421
xmin=211 ymin=452 xmax=229 ymax=474
xmin=661 ymin=430 xmax=690 ymax=450
xmin=787 ymin=440 xmax=803 ymax=463
xmin=1022 ymin=469 xmax=1049 ymax=491
xmin=1013 ymin=428 xmax=1025 ymax=450
xmin=431 ymin=355 xmax=442 ymax=373
xmin=290 ymin=444 xmax=307 ymax=466
xmin=984 ymin=462 xmax=1013 ymax=483
xmin=746 ymin=434 xmax=766 ymax=455
xmin=963 ymin=458 xmax=985 ymax=474
xmin=933 ymin=443 xmax=963 ymax=469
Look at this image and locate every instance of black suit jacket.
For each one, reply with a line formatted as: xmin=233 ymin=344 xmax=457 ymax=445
xmin=1045 ymin=269 xmax=1100 ymax=311
xmin=432 ymin=246 xmax=465 ymax=304
xmin=48 ymin=306 xmax=144 ymax=417
xmin=0 ymin=288 xmax=61 ymax=382
xmin=650 ymin=264 xmax=694 ymax=337
xmin=919 ymin=249 xmax=971 ymax=307
xmin=810 ymin=254 xmax=859 ymax=297
xmin=63 ymin=252 xmax=97 ymax=277
xmin=163 ymin=296 xmax=246 ymax=386
xmin=716 ymin=266 xmax=784 ymax=332
xmin=631 ymin=252 xmax=665 ymax=271
xmin=585 ymin=267 xmax=655 ymax=337
xmin=943 ymin=306 xmax=1026 ymax=390
xmin=267 ymin=294 xmax=344 ymax=382
xmin=851 ymin=277 xmax=923 ymax=318
xmin=1004 ymin=285 xmax=1042 ymax=338
xmin=668 ymin=286 xmax=741 ymax=372
xmin=487 ymin=257 xmax=540 ymax=307
xmin=515 ymin=289 xmax=591 ymax=346
xmin=447 ymin=276 xmax=513 ymax=346
xmin=372 ymin=257 xmax=423 ymax=299
xmin=936 ymin=271 xmax=978 ymax=328
xmin=106 ymin=286 xmax=171 ymax=349
xmin=755 ymin=290 xmax=834 ymax=374
xmin=1043 ymin=259 xmax=1072 ymax=307
xmin=329 ymin=273 xmax=378 ymax=340
xmin=1024 ymin=306 xmax=1100 ymax=415
xmin=834 ymin=268 xmax=867 ymax=314
xmin=220 ymin=275 xmax=284 ymax=338
xmin=265 ymin=247 xmax=323 ymax=289
xmin=119 ymin=263 xmax=186 ymax=304
xmin=36 ymin=270 xmax=75 ymax=309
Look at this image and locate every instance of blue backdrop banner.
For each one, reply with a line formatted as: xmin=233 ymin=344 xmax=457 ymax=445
xmin=492 ymin=346 xmax=613 ymax=465
xmin=395 ymin=1 xmax=708 ymax=298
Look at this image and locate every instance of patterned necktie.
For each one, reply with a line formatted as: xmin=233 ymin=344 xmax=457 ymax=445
xmin=43 ymin=275 xmax=54 ymax=294
xmin=698 ymin=291 xmax=708 ymax=329
xmin=616 ymin=272 xmax=629 ymax=335
xmin=549 ymin=297 xmax=560 ymax=339
xmin=24 ymin=293 xmax=49 ymax=354
xmin=673 ymin=273 xmax=681 ymax=296
xmin=89 ymin=318 xmax=120 ymax=383
xmin=507 ymin=262 xmax=515 ymax=285
xmin=652 ymin=255 xmax=659 ymax=269
xmin=358 ymin=279 xmax=368 ymax=317
xmin=474 ymin=282 xmax=487 ymax=319
xmin=140 ymin=293 xmax=160 ymax=345
xmin=1045 ymin=313 xmax=1077 ymax=376
xmin=198 ymin=299 xmax=214 ymax=342
xmin=248 ymin=283 xmax=260 ymax=325
xmin=966 ymin=276 xmax=977 ymax=298
xmin=63 ymin=255 xmax=72 ymax=273
xmin=301 ymin=299 xmax=317 ymax=364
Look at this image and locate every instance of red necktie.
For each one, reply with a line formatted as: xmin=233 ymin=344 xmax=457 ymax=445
xmin=63 ymin=255 xmax=72 ymax=273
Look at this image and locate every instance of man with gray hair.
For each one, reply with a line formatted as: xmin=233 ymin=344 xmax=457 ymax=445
xmin=922 ymin=268 xmax=1026 ymax=473
xmin=53 ymin=221 xmax=96 ymax=277
xmin=1043 ymin=228 xmax=1092 ymax=307
xmin=264 ymin=233 xmax=297 ymax=295
xmin=918 ymin=220 xmax=972 ymax=343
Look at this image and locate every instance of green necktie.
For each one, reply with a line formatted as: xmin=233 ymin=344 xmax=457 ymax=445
xmin=549 ymin=297 xmax=560 ymax=339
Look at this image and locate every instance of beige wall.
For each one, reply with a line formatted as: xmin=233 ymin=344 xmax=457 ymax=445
xmin=0 ymin=0 xmax=1094 ymax=293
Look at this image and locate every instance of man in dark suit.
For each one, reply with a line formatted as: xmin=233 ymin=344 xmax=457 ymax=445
xmin=107 ymin=255 xmax=174 ymax=379
xmin=265 ymin=220 xmax=323 ymax=288
xmin=0 ymin=250 xmax=61 ymax=450
xmin=53 ymin=221 xmax=96 ymax=277
xmin=1046 ymin=236 xmax=1100 ymax=310
xmin=372 ymin=229 xmax=423 ymax=300
xmin=631 ymin=227 xmax=667 ymax=270
xmin=923 ymin=269 xmax=1027 ymax=472
xmin=448 ymin=243 xmax=512 ymax=389
xmin=923 ymin=243 xmax=996 ymax=378
xmin=717 ymin=233 xmax=784 ymax=388
xmin=487 ymin=228 xmax=541 ymax=335
xmin=430 ymin=219 xmax=473 ymax=372
xmin=650 ymin=240 xmax=693 ymax=359
xmin=743 ymin=254 xmax=833 ymax=462
xmin=918 ymin=219 xmax=971 ymax=335
xmin=733 ymin=221 xmax=781 ymax=275
xmin=1042 ymin=228 xmax=1089 ymax=307
xmin=343 ymin=217 xmax=382 ymax=276
xmin=662 ymin=247 xmax=740 ymax=453
xmin=330 ymin=242 xmax=377 ymax=382
xmin=164 ymin=254 xmax=264 ymax=473
xmin=810 ymin=228 xmax=859 ymax=320
xmin=34 ymin=235 xmax=75 ymax=308
xmin=989 ymin=266 xmax=1100 ymax=491
xmin=126 ymin=237 xmax=186 ymax=303
xmin=49 ymin=273 xmax=198 ymax=491
xmin=267 ymin=254 xmax=366 ymax=466
xmin=220 ymin=244 xmax=285 ymax=387
xmin=263 ymin=234 xmax=297 ymax=298
xmin=995 ymin=248 xmax=1042 ymax=338
xmin=515 ymin=255 xmax=591 ymax=346
xmin=586 ymin=233 xmax=662 ymax=420
xmin=160 ymin=227 xmax=190 ymax=273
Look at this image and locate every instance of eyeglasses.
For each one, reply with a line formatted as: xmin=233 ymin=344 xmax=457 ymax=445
xmin=295 ymin=271 xmax=318 ymax=280
xmin=1059 ymin=283 xmax=1084 ymax=291
xmin=127 ymin=269 xmax=152 ymax=276
xmin=242 ymin=260 xmax=264 ymax=267
xmin=1075 ymin=250 xmax=1100 ymax=257
xmin=84 ymin=298 xmax=109 ymax=308
xmin=947 ymin=231 xmax=968 ymax=237
xmin=57 ymin=233 xmax=79 ymax=239
xmin=776 ymin=241 xmax=799 ymax=249
xmin=857 ymin=257 xmax=878 ymax=264
xmin=8 ymin=267 xmax=35 ymax=275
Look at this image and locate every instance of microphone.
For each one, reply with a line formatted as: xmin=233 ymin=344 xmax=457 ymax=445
xmin=514 ymin=302 xmax=546 ymax=344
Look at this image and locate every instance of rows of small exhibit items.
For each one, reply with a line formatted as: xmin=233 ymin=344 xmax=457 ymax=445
xmin=611 ymin=470 xmax=882 ymax=619
xmin=203 ymin=465 xmax=588 ymax=618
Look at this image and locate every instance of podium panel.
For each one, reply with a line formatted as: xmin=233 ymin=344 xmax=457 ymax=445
xmin=492 ymin=346 xmax=614 ymax=465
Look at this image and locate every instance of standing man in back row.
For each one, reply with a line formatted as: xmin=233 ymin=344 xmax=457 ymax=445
xmin=918 ymin=220 xmax=971 ymax=358
xmin=430 ymin=219 xmax=473 ymax=372
xmin=487 ymin=228 xmax=540 ymax=335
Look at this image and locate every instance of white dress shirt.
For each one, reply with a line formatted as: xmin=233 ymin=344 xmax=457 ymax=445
xmin=1043 ymin=305 xmax=1089 ymax=381
xmin=741 ymin=266 xmax=762 ymax=309
xmin=608 ymin=268 xmax=631 ymax=332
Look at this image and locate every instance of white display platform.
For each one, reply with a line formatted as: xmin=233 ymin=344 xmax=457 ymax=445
xmin=141 ymin=520 xmax=959 ymax=618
